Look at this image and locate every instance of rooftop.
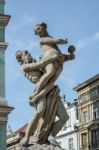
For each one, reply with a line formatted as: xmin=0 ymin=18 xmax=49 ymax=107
xmin=0 ymin=14 xmax=10 ymax=26
xmin=15 ymin=123 xmax=27 ymax=133
xmin=74 ymin=74 xmax=99 ymax=91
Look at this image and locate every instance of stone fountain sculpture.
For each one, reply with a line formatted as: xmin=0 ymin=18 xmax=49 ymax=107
xmin=16 ymin=23 xmax=75 ymax=150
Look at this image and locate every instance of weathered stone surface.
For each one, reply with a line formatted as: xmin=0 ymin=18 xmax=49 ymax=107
xmin=16 ymin=144 xmax=64 ymax=150
xmin=0 ymin=1 xmax=13 ymax=150
xmin=16 ymin=22 xmax=76 ymax=145
xmin=29 ymin=144 xmax=63 ymax=150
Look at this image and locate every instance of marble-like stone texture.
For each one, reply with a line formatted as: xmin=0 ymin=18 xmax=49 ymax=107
xmin=16 ymin=144 xmax=64 ymax=150
xmin=16 ymin=22 xmax=75 ymax=146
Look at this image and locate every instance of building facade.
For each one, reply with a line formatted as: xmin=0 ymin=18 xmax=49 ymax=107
xmin=7 ymin=74 xmax=99 ymax=150
xmin=7 ymin=102 xmax=79 ymax=150
xmin=0 ymin=0 xmax=13 ymax=149
xmin=74 ymin=74 xmax=99 ymax=150
xmin=56 ymin=101 xmax=79 ymax=150
xmin=7 ymin=124 xmax=27 ymax=150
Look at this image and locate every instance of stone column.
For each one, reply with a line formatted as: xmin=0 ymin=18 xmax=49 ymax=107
xmin=0 ymin=0 xmax=13 ymax=149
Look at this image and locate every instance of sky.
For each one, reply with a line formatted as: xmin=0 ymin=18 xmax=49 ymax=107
xmin=5 ymin=0 xmax=99 ymax=131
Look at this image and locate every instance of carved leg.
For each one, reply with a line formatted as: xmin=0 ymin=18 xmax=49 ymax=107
xmin=29 ymin=64 xmax=63 ymax=104
xmin=51 ymin=99 xmax=69 ymax=137
xmin=50 ymin=64 xmax=63 ymax=83
xmin=22 ymin=97 xmax=46 ymax=145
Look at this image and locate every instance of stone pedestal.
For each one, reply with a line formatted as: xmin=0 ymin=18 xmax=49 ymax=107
xmin=15 ymin=144 xmax=64 ymax=150
xmin=0 ymin=0 xmax=13 ymax=149
xmin=0 ymin=100 xmax=13 ymax=150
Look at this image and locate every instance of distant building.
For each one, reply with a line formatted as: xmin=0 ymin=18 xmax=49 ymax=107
xmin=7 ymin=101 xmax=79 ymax=150
xmin=56 ymin=101 xmax=79 ymax=150
xmin=74 ymin=74 xmax=99 ymax=150
xmin=7 ymin=124 xmax=27 ymax=150
xmin=7 ymin=74 xmax=99 ymax=150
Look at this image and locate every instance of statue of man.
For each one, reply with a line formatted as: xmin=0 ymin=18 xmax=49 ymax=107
xmin=16 ymin=22 xmax=75 ymax=146
xmin=23 ymin=23 xmax=75 ymax=104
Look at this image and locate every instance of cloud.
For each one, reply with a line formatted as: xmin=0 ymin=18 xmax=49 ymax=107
xmin=24 ymin=41 xmax=39 ymax=50
xmin=76 ymin=32 xmax=99 ymax=50
xmin=6 ymin=40 xmax=39 ymax=83
xmin=11 ymin=14 xmax=37 ymax=32
xmin=22 ymin=14 xmax=35 ymax=24
xmin=9 ymin=39 xmax=39 ymax=51
xmin=58 ymin=74 xmax=75 ymax=88
xmin=11 ymin=40 xmax=23 ymax=48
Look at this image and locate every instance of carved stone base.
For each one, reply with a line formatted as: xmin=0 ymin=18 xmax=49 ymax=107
xmin=29 ymin=144 xmax=63 ymax=150
xmin=0 ymin=104 xmax=14 ymax=150
xmin=16 ymin=144 xmax=64 ymax=150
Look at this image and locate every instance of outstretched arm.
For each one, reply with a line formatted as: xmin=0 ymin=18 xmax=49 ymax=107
xmin=63 ymin=45 xmax=76 ymax=62
xmin=40 ymin=37 xmax=68 ymax=45
xmin=22 ymin=54 xmax=58 ymax=72
xmin=63 ymin=53 xmax=75 ymax=62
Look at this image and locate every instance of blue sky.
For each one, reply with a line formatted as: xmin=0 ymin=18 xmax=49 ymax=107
xmin=5 ymin=0 xmax=99 ymax=131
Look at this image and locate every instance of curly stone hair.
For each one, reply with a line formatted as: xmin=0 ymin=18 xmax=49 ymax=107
xmin=16 ymin=50 xmax=24 ymax=65
xmin=34 ymin=22 xmax=47 ymax=34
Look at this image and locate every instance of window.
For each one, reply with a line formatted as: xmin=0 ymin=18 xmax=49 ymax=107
xmin=93 ymin=107 xmax=99 ymax=120
xmin=68 ymin=138 xmax=73 ymax=150
xmin=80 ymin=93 xmax=86 ymax=102
xmin=92 ymin=129 xmax=99 ymax=145
xmin=90 ymin=87 xmax=98 ymax=98
xmin=82 ymin=133 xmax=87 ymax=147
xmin=78 ymin=92 xmax=89 ymax=103
xmin=82 ymin=111 xmax=88 ymax=123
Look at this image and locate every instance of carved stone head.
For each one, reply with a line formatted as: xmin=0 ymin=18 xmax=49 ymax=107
xmin=34 ymin=22 xmax=47 ymax=37
xmin=16 ymin=50 xmax=35 ymax=65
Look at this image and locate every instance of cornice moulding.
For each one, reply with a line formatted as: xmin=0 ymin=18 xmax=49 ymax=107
xmin=0 ymin=14 xmax=10 ymax=26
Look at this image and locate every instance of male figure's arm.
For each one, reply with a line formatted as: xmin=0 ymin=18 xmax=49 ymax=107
xmin=63 ymin=53 xmax=75 ymax=61
xmin=40 ymin=37 xmax=68 ymax=45
xmin=22 ymin=55 xmax=58 ymax=72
